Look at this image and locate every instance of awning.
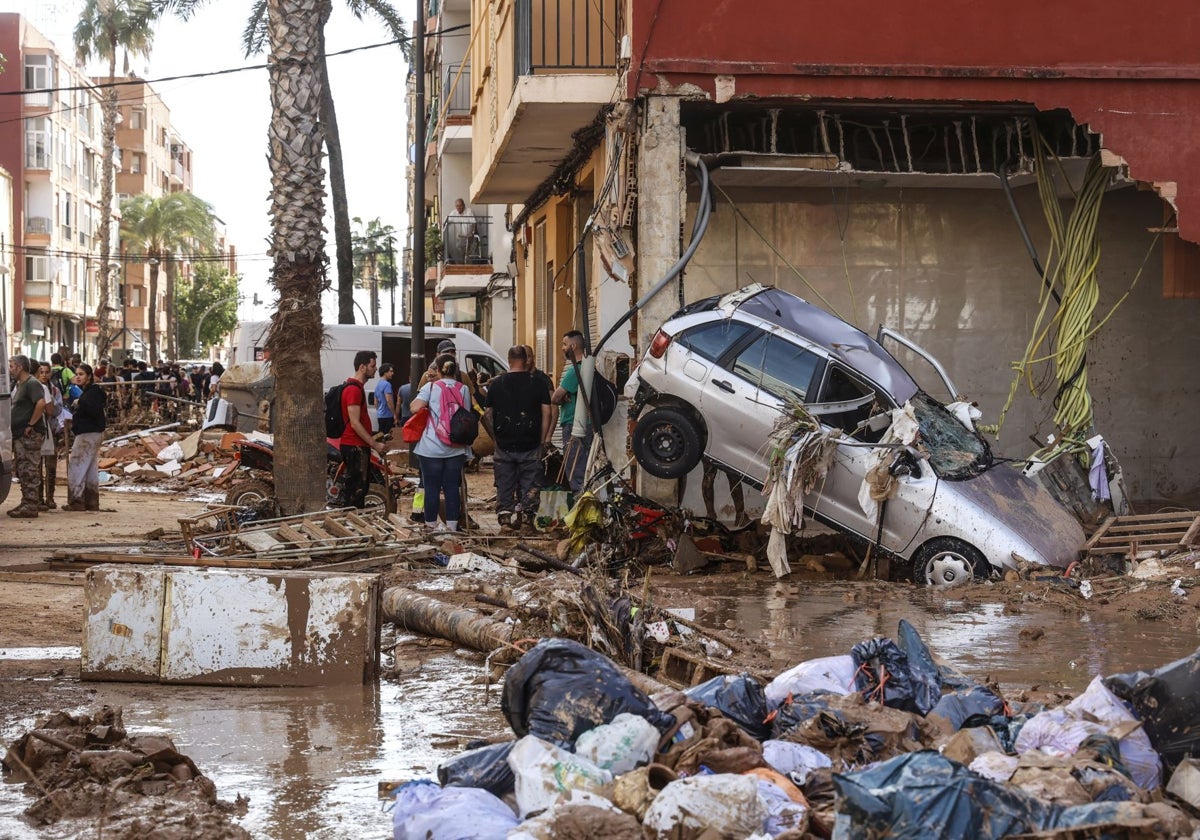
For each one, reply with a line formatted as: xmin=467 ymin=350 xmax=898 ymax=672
xmin=436 ymin=274 xmax=490 ymax=298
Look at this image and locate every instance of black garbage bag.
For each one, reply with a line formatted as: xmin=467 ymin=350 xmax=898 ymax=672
xmin=501 ymin=638 xmax=675 ymax=748
xmin=895 ymin=620 xmax=943 ymax=716
xmin=930 ymin=686 xmax=1007 ymax=731
xmin=833 ymin=750 xmax=1054 ymax=839
xmin=437 ymin=741 xmax=517 ymax=797
xmin=1105 ymin=649 xmax=1200 ymax=771
xmin=963 ymin=713 xmax=1032 ymax=754
xmin=685 ymin=674 xmax=771 ymax=741
xmin=769 ymin=691 xmax=837 ymax=740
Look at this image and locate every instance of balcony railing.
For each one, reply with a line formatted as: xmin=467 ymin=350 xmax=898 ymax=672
xmin=26 ymin=217 xmax=51 ymax=235
xmin=443 ymin=63 xmax=472 ymax=116
xmin=442 ymin=214 xmax=491 ymax=265
xmin=514 ymin=0 xmax=618 ymax=76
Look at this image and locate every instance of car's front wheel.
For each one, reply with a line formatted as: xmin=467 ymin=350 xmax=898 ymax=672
xmin=910 ymin=537 xmax=991 ymax=588
xmin=632 ymin=405 xmax=704 ymax=479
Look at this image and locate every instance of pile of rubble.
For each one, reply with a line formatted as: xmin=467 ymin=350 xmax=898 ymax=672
xmin=392 ymin=630 xmax=1200 ymax=839
xmin=2 ymin=706 xmax=249 ymax=839
xmin=94 ymin=427 xmax=246 ymax=491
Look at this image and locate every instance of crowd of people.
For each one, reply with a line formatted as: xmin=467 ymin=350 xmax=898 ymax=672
xmin=7 ymin=349 xmax=226 ymax=519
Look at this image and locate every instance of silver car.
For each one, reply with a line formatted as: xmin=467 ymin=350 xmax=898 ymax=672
xmin=625 ymin=284 xmax=1085 ymax=586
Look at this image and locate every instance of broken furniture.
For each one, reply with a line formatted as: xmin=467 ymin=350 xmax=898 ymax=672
xmin=1085 ymin=511 xmax=1200 ymax=561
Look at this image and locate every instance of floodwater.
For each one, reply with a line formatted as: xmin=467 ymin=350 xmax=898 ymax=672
xmin=3 ymin=578 xmax=1199 ymax=838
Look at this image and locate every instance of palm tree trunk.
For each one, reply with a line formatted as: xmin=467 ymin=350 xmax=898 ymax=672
xmin=320 ymin=32 xmax=355 ymax=326
xmin=95 ymin=49 xmax=119 ymax=359
xmin=148 ymin=257 xmax=159 ymax=361
xmin=165 ymin=258 xmax=177 ymax=359
xmin=266 ymin=0 xmax=331 ymax=515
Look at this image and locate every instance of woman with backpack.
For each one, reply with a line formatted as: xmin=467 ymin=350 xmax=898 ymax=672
xmin=409 ymin=354 xmax=474 ymax=531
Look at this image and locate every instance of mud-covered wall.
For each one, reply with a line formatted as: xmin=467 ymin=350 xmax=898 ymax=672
xmin=680 ymin=185 xmax=1198 ymax=508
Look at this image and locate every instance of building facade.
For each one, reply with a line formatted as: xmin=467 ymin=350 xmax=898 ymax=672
xmin=0 ymin=14 xmax=116 ymax=363
xmin=441 ymin=0 xmax=1200 ymax=510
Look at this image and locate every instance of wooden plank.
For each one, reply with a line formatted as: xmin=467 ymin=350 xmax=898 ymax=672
xmin=0 ymin=571 xmax=87 ymax=586
xmin=50 ymin=552 xmax=303 ymax=569
xmin=1096 ymin=511 xmax=1197 ymax=523
xmin=1181 ymin=515 xmax=1200 ymax=547
xmin=300 ymin=522 xmax=334 ymax=542
xmin=1084 ymin=517 xmax=1117 ymax=551
xmin=276 ymin=524 xmax=312 ymax=546
xmin=321 ymin=517 xmax=358 ymax=539
xmin=238 ymin=531 xmax=288 ymax=553
xmin=1101 ymin=521 xmax=1193 ymax=535
xmin=344 ymin=512 xmax=387 ymax=537
xmin=1092 ymin=531 xmax=1189 ymax=546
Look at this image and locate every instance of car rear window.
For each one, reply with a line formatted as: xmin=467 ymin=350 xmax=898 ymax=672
xmin=732 ymin=333 xmax=822 ymax=403
xmin=676 ymin=320 xmax=751 ymax=362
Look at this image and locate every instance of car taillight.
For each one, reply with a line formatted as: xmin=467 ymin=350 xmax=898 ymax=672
xmin=648 ymin=329 xmax=672 ymax=359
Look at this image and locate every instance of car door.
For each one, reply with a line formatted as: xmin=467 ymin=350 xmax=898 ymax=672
xmin=661 ymin=318 xmax=755 ymax=433
xmin=701 ymin=327 xmax=824 ymax=484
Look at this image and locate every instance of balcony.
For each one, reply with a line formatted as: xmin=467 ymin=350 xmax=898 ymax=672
xmin=471 ymin=0 xmax=619 ymax=203
xmin=26 ymin=217 xmax=52 ymax=236
xmin=442 ymin=215 xmax=491 ymax=266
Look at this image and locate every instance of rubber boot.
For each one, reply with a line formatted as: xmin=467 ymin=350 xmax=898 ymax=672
xmin=84 ymin=488 xmax=100 ymax=511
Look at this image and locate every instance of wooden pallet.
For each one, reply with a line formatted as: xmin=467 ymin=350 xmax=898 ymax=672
xmin=1085 ymin=510 xmax=1200 ymax=558
xmin=189 ymin=508 xmax=417 ymax=558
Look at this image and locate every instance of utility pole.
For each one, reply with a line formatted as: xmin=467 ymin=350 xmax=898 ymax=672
xmin=388 ymin=233 xmax=397 ymax=325
xmin=410 ymin=0 xmax=427 ymax=388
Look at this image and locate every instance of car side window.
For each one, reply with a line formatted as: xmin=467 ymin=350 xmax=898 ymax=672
xmin=676 ymin=320 xmax=751 ymax=363
xmin=820 ymin=364 xmax=881 ymax=434
xmin=731 ymin=332 xmax=822 ymax=403
xmin=467 ymin=354 xmax=504 ymax=378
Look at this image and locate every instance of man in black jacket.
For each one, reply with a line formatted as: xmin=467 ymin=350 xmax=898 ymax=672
xmin=485 ymin=346 xmax=551 ymax=532
xmin=64 ymin=363 xmax=106 ymax=512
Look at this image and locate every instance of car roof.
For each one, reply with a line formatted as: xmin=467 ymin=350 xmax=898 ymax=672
xmin=722 ymin=285 xmax=919 ymax=404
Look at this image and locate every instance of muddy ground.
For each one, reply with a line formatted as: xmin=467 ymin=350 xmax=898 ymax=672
xmin=3 ymin=482 xmax=1200 ymax=837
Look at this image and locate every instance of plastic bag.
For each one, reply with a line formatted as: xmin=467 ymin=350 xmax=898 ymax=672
xmin=574 ymin=713 xmax=661 ymax=775
xmin=833 ymin=750 xmax=1053 ymax=839
xmin=1067 ymin=676 xmax=1161 ymax=790
xmin=930 ymin=686 xmax=1007 ymax=731
xmin=764 ymin=655 xmax=856 ymax=708
xmin=896 ymin=619 xmax=942 ymax=716
xmin=1105 ymin=651 xmax=1200 ymax=771
xmin=642 ymin=774 xmax=765 ymax=839
xmin=685 ymin=673 xmax=771 ymax=741
xmin=769 ymin=692 xmax=838 ymax=740
xmin=436 ymin=740 xmax=516 ymax=797
xmin=756 ymin=778 xmax=809 ymax=837
xmin=392 ymin=780 xmax=518 ymax=840
xmin=507 ymin=735 xmax=613 ymax=818
xmin=501 ymin=638 xmax=674 ymax=748
xmin=851 ymin=628 xmax=942 ymax=716
xmin=761 ymin=740 xmax=832 ymax=783
xmin=508 ymin=790 xmax=641 ymax=840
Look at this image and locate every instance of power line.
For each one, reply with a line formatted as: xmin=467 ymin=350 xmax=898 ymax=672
xmin=0 ymin=25 xmax=468 ymax=98
xmin=2 ymin=242 xmax=269 ymax=262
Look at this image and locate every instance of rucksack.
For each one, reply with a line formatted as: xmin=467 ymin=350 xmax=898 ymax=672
xmin=573 ymin=364 xmax=618 ymax=427
xmin=433 ymin=380 xmax=479 ymax=446
xmin=324 ymin=380 xmax=363 ymax=438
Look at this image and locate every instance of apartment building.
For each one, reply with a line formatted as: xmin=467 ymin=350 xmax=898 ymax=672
xmin=0 ymin=13 xmax=116 ymax=362
xmin=445 ymin=0 xmax=1200 ymax=510
xmin=109 ymin=77 xmax=196 ymax=360
xmin=417 ymin=0 xmax=515 ymax=349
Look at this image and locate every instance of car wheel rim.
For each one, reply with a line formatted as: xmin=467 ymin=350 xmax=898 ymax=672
xmin=923 ymin=551 xmax=974 ymax=587
xmin=648 ymin=423 xmax=685 ymax=463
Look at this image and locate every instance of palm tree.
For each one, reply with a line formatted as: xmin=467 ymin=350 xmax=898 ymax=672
xmin=242 ymin=0 xmax=409 ymax=326
xmin=75 ymin=0 xmax=156 ymax=359
xmin=118 ymin=192 xmax=217 ymax=361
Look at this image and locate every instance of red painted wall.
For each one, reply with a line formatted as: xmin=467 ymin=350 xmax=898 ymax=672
xmin=630 ymin=0 xmax=1200 ymax=241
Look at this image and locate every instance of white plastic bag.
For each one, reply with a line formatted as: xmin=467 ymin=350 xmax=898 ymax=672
xmin=756 ymin=779 xmax=809 ymax=837
xmin=1065 ymin=676 xmax=1162 ymax=790
xmin=507 ymin=735 xmax=612 ymax=818
xmin=643 ymin=774 xmax=765 ymax=839
xmin=761 ymin=740 xmax=832 ymax=783
xmin=574 ymin=713 xmax=661 ymax=775
xmin=507 ymin=790 xmax=632 ymax=840
xmin=764 ymin=655 xmax=856 ymax=708
xmin=392 ymin=780 xmax=517 ymax=840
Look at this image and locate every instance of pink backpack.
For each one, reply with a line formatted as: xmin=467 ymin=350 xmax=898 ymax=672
xmin=432 ymin=380 xmax=466 ymax=445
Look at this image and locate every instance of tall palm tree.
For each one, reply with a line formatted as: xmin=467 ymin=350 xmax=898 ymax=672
xmin=75 ymin=0 xmax=156 ymax=359
xmin=118 ymin=192 xmax=217 ymax=361
xmin=242 ymin=0 xmax=409 ymax=326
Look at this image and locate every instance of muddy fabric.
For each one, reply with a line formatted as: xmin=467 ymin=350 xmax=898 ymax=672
xmin=658 ymin=709 xmax=766 ymax=777
xmin=14 ymin=427 xmax=44 ymax=508
xmin=67 ymin=432 xmax=103 ymax=506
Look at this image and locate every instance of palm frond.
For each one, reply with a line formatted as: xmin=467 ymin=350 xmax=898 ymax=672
xmin=241 ymin=0 xmax=269 ymax=57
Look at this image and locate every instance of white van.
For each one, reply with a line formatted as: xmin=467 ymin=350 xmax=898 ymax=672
xmin=0 ymin=316 xmax=11 ymax=505
xmin=222 ymin=322 xmax=508 ymax=430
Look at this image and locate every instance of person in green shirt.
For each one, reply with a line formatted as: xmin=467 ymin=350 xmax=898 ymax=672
xmin=8 ymin=354 xmax=47 ymax=518
xmin=550 ymin=331 xmax=593 ymax=492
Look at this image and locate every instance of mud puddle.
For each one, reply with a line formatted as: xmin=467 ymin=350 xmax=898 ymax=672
xmin=0 ymin=651 xmax=503 ymax=839
xmin=0 ymin=648 xmax=80 ymax=661
xmin=669 ymin=579 xmax=1200 ymax=692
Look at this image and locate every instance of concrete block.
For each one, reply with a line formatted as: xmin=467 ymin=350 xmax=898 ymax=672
xmin=81 ymin=566 xmax=167 ymax=682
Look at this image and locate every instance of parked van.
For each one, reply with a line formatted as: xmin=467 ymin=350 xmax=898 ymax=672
xmin=0 ymin=316 xmax=11 ymax=505
xmin=219 ymin=322 xmax=507 ymax=432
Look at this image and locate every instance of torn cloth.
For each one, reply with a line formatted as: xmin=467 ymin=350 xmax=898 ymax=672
xmin=858 ymin=403 xmax=921 ymax=522
xmin=1089 ymin=439 xmax=1111 ymax=503
xmin=761 ymin=431 xmax=838 ymax=578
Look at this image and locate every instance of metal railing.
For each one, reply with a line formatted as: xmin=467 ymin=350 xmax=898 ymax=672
xmin=26 ymin=217 xmax=51 ymax=235
xmin=515 ymin=0 xmax=619 ymax=76
xmin=443 ymin=63 xmax=472 ymax=116
xmin=441 ymin=214 xmax=491 ymax=265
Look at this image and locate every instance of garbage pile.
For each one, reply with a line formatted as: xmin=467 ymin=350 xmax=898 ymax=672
xmin=93 ymin=427 xmax=247 ymax=490
xmin=2 ymin=706 xmax=249 ymax=838
xmin=392 ymin=634 xmax=1200 ymax=839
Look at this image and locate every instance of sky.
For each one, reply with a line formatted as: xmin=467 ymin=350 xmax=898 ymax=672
xmin=12 ymin=0 xmax=412 ymax=324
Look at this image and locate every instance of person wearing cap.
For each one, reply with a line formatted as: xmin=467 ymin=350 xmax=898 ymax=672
xmin=417 ymin=339 xmax=481 ymax=409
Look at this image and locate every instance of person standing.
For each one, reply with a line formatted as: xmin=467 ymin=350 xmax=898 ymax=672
xmin=208 ymin=361 xmax=225 ymax=399
xmin=486 ymin=346 xmax=552 ymax=533
xmin=551 ymin=330 xmax=594 ymax=492
xmin=339 ymin=350 xmax=386 ymax=508
xmin=374 ymin=363 xmax=397 ymax=436
xmin=410 ymin=354 xmax=472 ymax=531
xmin=34 ymin=361 xmax=65 ymax=510
xmin=50 ymin=353 xmax=74 ymax=396
xmin=64 ymin=364 xmax=106 ymax=512
xmin=8 ymin=355 xmax=46 ymax=518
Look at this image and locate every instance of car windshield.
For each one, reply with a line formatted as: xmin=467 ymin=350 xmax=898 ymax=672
xmin=910 ymin=392 xmax=992 ymax=479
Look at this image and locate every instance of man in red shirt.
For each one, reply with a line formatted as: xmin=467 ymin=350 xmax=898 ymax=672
xmin=340 ymin=350 xmax=386 ymax=508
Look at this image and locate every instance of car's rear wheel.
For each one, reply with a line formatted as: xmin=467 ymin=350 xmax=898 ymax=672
xmin=632 ymin=405 xmax=703 ymax=479
xmin=225 ymin=478 xmax=275 ymax=507
xmin=911 ymin=537 xmax=991 ymax=588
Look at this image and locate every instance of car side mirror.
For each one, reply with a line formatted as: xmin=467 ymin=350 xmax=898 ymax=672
xmin=889 ymin=448 xmax=923 ymax=480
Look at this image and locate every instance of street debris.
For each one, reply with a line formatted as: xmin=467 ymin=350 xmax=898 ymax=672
xmin=1 ymin=706 xmax=249 ymax=838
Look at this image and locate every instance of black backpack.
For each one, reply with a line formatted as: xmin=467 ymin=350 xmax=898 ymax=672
xmin=591 ymin=374 xmax=618 ymax=425
xmin=448 ymin=404 xmax=480 ymax=445
xmin=324 ymin=381 xmax=362 ymax=438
